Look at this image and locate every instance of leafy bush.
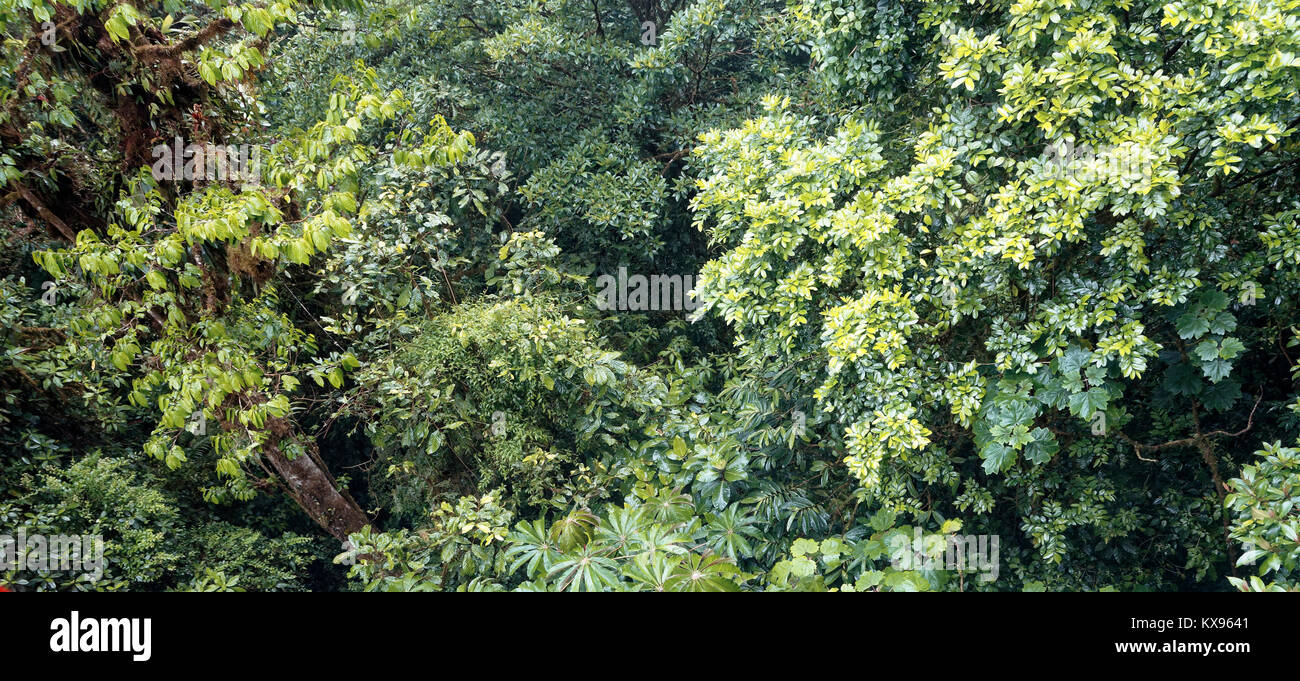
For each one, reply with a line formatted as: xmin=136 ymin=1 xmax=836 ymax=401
xmin=1227 ymin=442 xmax=1300 ymax=592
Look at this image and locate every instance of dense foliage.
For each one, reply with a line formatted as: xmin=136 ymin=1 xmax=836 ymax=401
xmin=1 ymin=0 xmax=1298 ymax=591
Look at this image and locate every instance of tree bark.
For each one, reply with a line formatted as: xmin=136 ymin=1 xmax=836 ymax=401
xmin=264 ymin=445 xmax=368 ymax=541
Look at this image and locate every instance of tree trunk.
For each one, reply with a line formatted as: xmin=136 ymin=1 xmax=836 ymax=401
xmin=264 ymin=445 xmax=368 ymax=541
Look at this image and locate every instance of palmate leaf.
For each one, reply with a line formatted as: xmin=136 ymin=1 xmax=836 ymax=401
xmin=1193 ymin=340 xmax=1219 ymax=362
xmin=1163 ymin=361 xmax=1202 ymax=396
xmin=1023 ymin=428 xmax=1059 ymax=465
xmin=547 ymin=545 xmax=619 ymax=592
xmin=1176 ymin=312 xmax=1211 ymax=339
xmin=1199 ymin=358 xmax=1233 ymax=383
xmin=980 ymin=442 xmax=1015 ymax=474
xmin=664 ymin=552 xmax=740 ymax=592
xmin=704 ymin=503 xmax=761 ymax=560
xmin=1200 ymin=379 xmax=1242 ymax=412
xmin=645 ymin=486 xmax=695 ymax=523
xmin=505 ymin=518 xmax=560 ymax=579
xmin=1218 ymin=337 xmax=1246 ymax=359
xmin=549 ymin=509 xmax=597 ymax=552
xmin=593 ymin=506 xmax=648 ymax=554
xmin=1056 ymin=346 xmax=1092 ymax=378
xmin=1067 ymin=387 xmax=1109 ymax=419
xmin=624 ymin=553 xmax=677 ymax=592
xmin=635 ymin=521 xmax=693 ymax=559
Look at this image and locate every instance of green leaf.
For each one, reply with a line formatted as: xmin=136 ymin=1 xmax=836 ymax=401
xmin=1024 ymin=428 xmax=1059 ymax=464
xmin=1200 ymin=358 xmax=1232 ymax=383
xmin=1176 ymin=313 xmax=1210 ymax=339
xmin=981 ymin=442 xmax=1015 ymax=474
xmin=791 ymin=538 xmax=820 ymax=557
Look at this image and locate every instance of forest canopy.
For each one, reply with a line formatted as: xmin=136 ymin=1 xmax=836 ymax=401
xmin=1 ymin=0 xmax=1299 ymax=592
